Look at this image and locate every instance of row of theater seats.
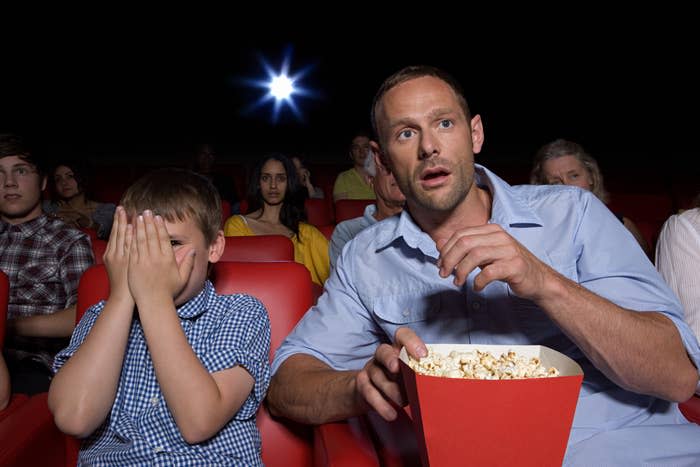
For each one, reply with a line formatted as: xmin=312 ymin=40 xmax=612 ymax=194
xmin=2 ymin=231 xmax=699 ymax=465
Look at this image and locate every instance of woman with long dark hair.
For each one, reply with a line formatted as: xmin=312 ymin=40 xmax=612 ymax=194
xmin=43 ymin=161 xmax=116 ymax=239
xmin=223 ymin=153 xmax=329 ymax=286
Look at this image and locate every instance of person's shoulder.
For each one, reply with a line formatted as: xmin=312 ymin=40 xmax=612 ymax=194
xmin=678 ymin=207 xmax=700 ymax=225
xmin=513 ymin=183 xmax=596 ymax=209
xmin=299 ymin=222 xmax=329 ymax=241
xmin=209 ymin=292 xmax=270 ymax=324
xmin=664 ymin=207 xmax=700 ymax=233
xmin=346 ymin=214 xmax=397 ymax=250
xmin=334 ymin=215 xmax=364 ymax=232
xmin=42 ymin=217 xmax=91 ymax=242
xmin=223 ymin=214 xmax=246 ymax=231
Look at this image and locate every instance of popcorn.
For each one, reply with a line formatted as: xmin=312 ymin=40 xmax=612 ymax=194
xmin=407 ymin=347 xmax=560 ymax=380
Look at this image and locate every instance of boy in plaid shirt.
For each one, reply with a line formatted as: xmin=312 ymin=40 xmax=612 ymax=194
xmin=50 ymin=168 xmax=270 ymax=465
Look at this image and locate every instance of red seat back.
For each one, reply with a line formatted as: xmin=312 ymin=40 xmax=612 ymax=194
xmin=221 ymin=236 xmax=294 ymax=262
xmin=221 ymin=199 xmax=231 ymax=226
xmin=75 ymin=262 xmax=315 ymax=466
xmin=91 ymin=239 xmax=107 ymax=265
xmin=305 ymin=198 xmax=334 ymax=227
xmin=318 ymin=224 xmax=335 ymax=241
xmin=0 ymin=270 xmax=9 ymax=348
xmin=334 ymin=199 xmax=374 ymax=224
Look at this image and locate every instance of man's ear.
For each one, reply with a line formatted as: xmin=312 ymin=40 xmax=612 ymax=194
xmin=208 ymin=230 xmax=226 ymax=263
xmin=470 ymin=114 xmax=485 ymax=155
xmin=40 ymin=175 xmax=47 ymax=192
xmin=370 ymin=141 xmax=391 ymax=174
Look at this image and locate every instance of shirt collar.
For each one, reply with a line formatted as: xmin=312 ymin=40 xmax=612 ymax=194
xmin=374 ymin=164 xmax=543 ymax=257
xmin=363 ymin=204 xmax=378 ymax=224
xmin=176 ymin=280 xmax=216 ymax=319
xmin=0 ymin=214 xmax=50 ymax=237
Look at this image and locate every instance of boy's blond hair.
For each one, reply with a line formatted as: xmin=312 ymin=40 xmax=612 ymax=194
xmin=121 ymin=168 xmax=222 ymax=244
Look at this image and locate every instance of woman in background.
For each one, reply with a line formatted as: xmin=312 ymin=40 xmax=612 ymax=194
xmin=530 ymin=139 xmax=649 ymax=256
xmin=224 ymin=153 xmax=329 ymax=287
xmin=43 ymin=161 xmax=116 ymax=239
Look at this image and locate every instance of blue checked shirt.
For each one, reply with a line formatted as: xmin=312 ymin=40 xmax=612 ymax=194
xmin=54 ymin=281 xmax=271 ymax=466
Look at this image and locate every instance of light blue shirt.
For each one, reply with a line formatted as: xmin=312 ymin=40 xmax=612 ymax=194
xmin=274 ymin=165 xmax=700 ymax=465
xmin=329 ymin=204 xmax=377 ymax=269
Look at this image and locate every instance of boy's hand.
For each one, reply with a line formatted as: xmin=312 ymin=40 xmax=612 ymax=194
xmin=103 ymin=206 xmax=134 ymax=305
xmin=127 ymin=210 xmax=196 ymax=305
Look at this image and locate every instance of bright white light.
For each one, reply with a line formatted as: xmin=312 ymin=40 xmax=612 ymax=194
xmin=269 ymin=75 xmax=294 ymax=100
xmin=235 ymin=46 xmax=318 ymax=124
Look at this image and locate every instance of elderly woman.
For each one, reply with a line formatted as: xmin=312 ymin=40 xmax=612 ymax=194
xmin=531 ymin=139 xmax=649 ymax=256
xmin=43 ymin=161 xmax=116 ymax=239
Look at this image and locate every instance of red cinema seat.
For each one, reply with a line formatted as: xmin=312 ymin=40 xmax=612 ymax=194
xmin=221 ymin=235 xmax=294 ymax=262
xmin=305 ymin=198 xmax=334 ymax=228
xmin=221 ymin=199 xmax=232 ymax=225
xmin=680 ymin=395 xmax=700 ymax=425
xmin=0 ymin=270 xmax=8 ymax=348
xmin=318 ymin=224 xmax=335 ymax=241
xmin=334 ymin=199 xmax=374 ymax=224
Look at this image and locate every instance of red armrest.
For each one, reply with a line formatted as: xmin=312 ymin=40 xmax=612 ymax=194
xmin=0 ymin=393 xmax=29 ymax=423
xmin=679 ymin=394 xmax=700 ymax=424
xmin=0 ymin=392 xmax=67 ymax=467
xmin=314 ymin=418 xmax=379 ymax=466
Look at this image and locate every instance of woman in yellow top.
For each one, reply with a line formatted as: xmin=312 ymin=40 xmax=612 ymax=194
xmin=224 ymin=153 xmax=330 ymax=287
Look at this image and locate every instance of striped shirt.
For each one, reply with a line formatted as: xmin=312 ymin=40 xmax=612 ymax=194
xmin=54 ymin=281 xmax=271 ymax=466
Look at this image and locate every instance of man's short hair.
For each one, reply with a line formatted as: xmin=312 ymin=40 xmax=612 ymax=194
xmin=120 ymin=168 xmax=222 ymax=245
xmin=370 ymin=65 xmax=471 ymax=144
xmin=0 ymin=133 xmax=46 ymax=176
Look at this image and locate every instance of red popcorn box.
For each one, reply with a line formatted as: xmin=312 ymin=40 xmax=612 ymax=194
xmin=399 ymin=344 xmax=583 ymax=467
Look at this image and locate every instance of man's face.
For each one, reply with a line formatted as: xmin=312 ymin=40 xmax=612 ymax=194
xmin=349 ymin=136 xmax=370 ymax=167
xmin=0 ymin=155 xmax=46 ymax=224
xmin=376 ymin=76 xmax=483 ymax=214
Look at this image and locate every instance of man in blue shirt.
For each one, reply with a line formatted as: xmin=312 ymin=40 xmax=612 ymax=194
xmin=269 ymin=66 xmax=700 ymax=464
xmin=329 ymin=148 xmax=405 ymax=269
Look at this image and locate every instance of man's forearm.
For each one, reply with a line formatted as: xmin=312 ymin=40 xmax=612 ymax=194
xmin=539 ymin=270 xmax=698 ymax=401
xmin=267 ymin=354 xmax=365 ymax=425
xmin=9 ymin=305 xmax=77 ymax=337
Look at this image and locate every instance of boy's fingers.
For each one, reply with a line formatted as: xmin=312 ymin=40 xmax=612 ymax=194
xmin=133 ymin=214 xmax=145 ymax=261
xmin=154 ymin=215 xmax=172 ymax=255
xmin=124 ymin=223 xmax=133 ymax=257
xmin=143 ymin=210 xmax=160 ymax=254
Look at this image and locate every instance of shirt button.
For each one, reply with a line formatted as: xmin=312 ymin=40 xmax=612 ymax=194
xmin=150 ymin=396 xmax=159 ymax=406
xmin=472 ymin=302 xmax=481 ymax=311
xmin=154 ymin=446 xmax=164 ymax=453
xmin=402 ymin=309 xmax=410 ymax=317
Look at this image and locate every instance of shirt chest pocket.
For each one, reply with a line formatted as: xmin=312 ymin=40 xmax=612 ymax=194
xmin=15 ymin=263 xmax=62 ymax=300
xmin=372 ymin=290 xmax=466 ymax=325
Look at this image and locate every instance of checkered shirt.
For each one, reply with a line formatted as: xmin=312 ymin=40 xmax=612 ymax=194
xmin=54 ymin=281 xmax=271 ymax=466
xmin=0 ymin=214 xmax=94 ymax=319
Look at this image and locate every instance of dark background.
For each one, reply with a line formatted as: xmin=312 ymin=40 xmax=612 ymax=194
xmin=1 ymin=19 xmax=698 ymax=178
